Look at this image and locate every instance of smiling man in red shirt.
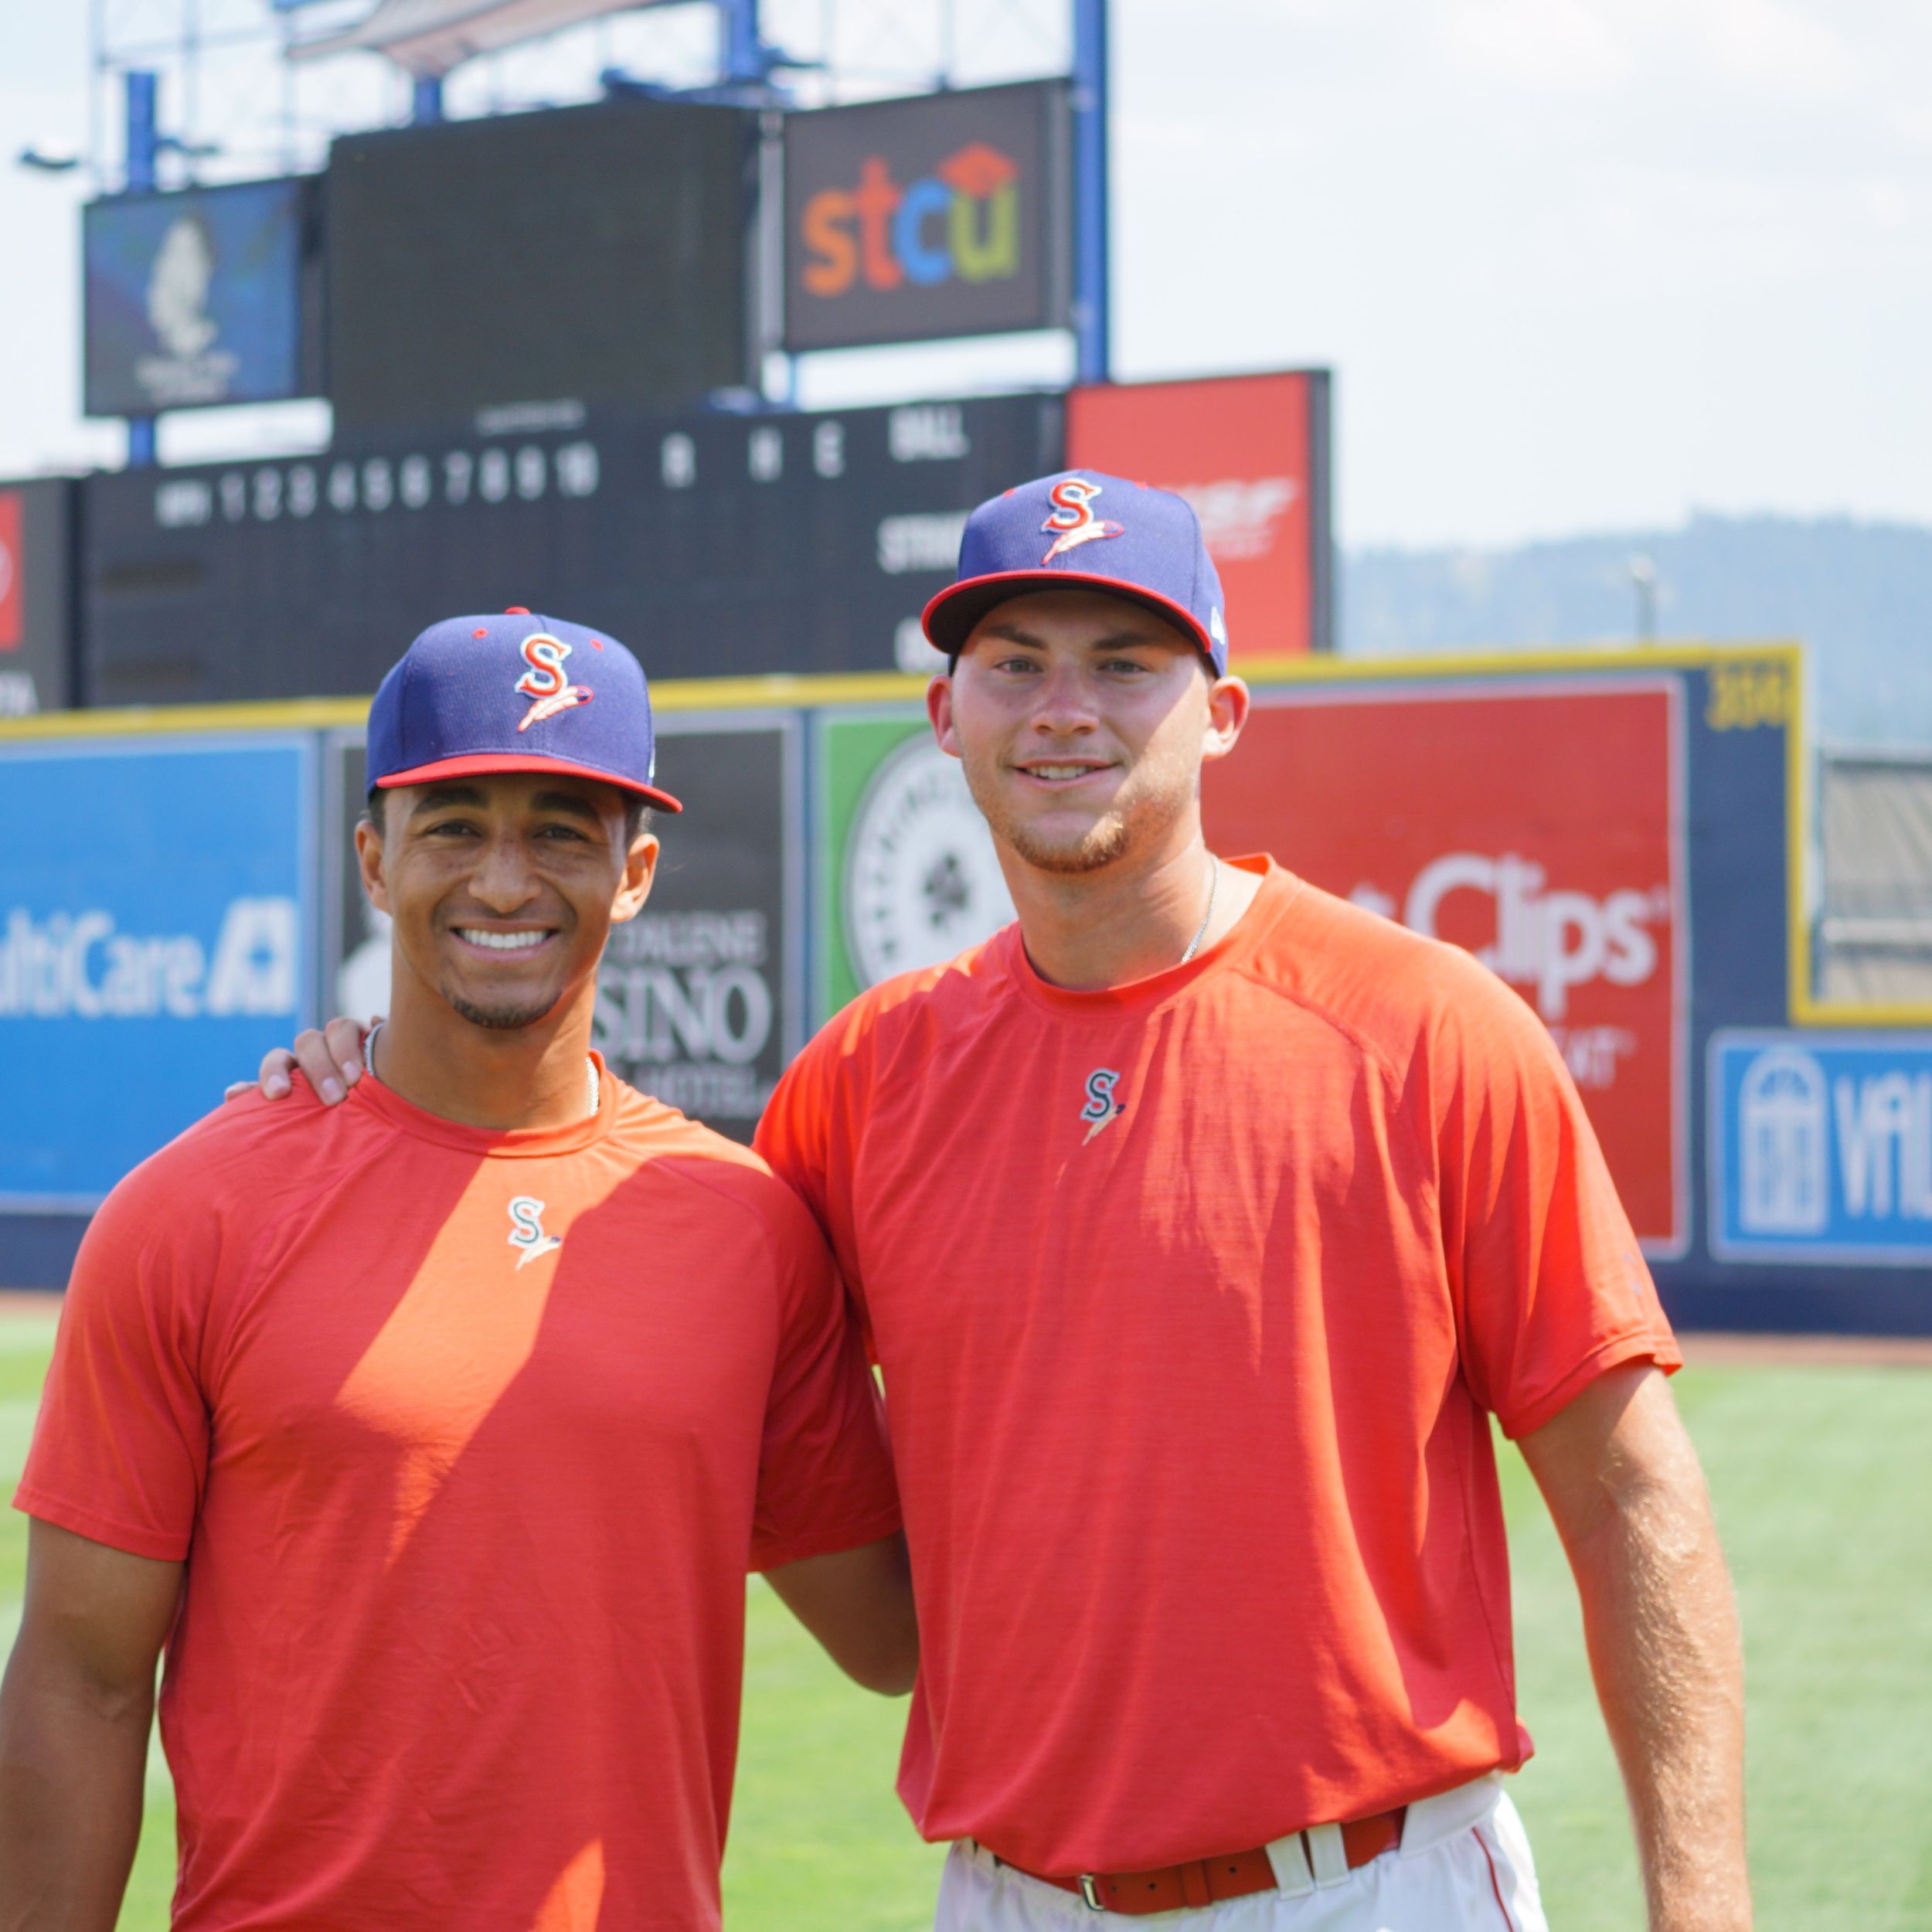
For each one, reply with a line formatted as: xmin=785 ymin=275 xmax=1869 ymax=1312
xmin=261 ymin=484 xmax=1749 ymax=1932
xmin=2 ymin=612 xmax=910 ymax=1932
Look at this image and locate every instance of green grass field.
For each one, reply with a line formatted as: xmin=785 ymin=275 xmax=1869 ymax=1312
xmin=2 ymin=1311 xmax=1927 ymax=1929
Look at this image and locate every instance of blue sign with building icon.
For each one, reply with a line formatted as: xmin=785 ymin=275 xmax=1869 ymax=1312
xmin=0 ymin=734 xmax=316 ymax=1209
xmin=1711 ymin=1032 xmax=1932 ymax=1264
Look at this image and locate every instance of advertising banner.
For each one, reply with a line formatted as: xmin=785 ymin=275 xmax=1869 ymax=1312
xmin=81 ymin=393 xmax=1063 ymax=703
xmin=815 ymin=711 xmax=1013 ymax=1020
xmin=814 ymin=679 xmax=1686 ymax=1258
xmin=0 ymin=736 xmax=316 ymax=1209
xmin=321 ymin=714 xmax=802 ymax=1145
xmin=1066 ymin=372 xmax=1333 ymax=658
xmin=0 ymin=492 xmax=20 ymax=651
xmin=1201 ymin=679 xmax=1688 ymax=1254
xmin=595 ymin=714 xmax=802 ymax=1139
xmin=84 ymin=179 xmax=315 ymax=417
xmin=1710 ymin=1032 xmax=1932 ymax=1265
xmin=0 ymin=479 xmax=76 ymax=716
xmin=784 ymin=82 xmax=1071 ymax=352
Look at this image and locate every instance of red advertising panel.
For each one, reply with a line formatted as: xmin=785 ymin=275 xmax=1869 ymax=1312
xmin=1066 ymin=371 xmax=1331 ymax=658
xmin=1203 ymin=679 xmax=1686 ymax=1253
xmin=0 ymin=492 xmax=22 ymax=651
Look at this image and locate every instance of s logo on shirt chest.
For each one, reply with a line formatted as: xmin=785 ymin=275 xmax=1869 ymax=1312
xmin=1080 ymin=1068 xmax=1125 ymax=1144
xmin=507 ymin=1196 xmax=563 ymax=1268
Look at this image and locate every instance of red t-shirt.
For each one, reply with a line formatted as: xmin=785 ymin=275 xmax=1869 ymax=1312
xmin=18 ymin=1061 xmax=900 ymax=1932
xmin=755 ymin=858 xmax=1679 ymax=1876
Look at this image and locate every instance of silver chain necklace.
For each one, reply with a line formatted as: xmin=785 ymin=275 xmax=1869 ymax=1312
xmin=1179 ymin=857 xmax=1219 ymax=965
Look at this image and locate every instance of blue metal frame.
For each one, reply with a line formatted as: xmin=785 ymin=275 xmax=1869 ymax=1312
xmin=719 ymin=0 xmax=764 ymax=87
xmin=1070 ymin=0 xmax=1110 ymax=383
xmin=122 ymin=70 xmax=160 ymax=468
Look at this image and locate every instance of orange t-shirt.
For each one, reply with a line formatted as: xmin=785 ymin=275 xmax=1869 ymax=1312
xmin=755 ymin=858 xmax=1679 ymax=1876
xmin=18 ymin=1061 xmax=900 ymax=1932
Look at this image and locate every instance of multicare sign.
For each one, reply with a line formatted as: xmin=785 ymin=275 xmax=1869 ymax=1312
xmin=783 ymin=82 xmax=1070 ymax=352
xmin=0 ymin=735 xmax=316 ymax=1208
xmin=1710 ymin=1032 xmax=1932 ymax=1264
xmin=1066 ymin=372 xmax=1332 ymax=658
xmin=1202 ymin=679 xmax=1688 ymax=1254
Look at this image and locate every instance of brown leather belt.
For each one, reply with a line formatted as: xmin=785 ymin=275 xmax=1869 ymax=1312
xmin=995 ymin=1808 xmax=1406 ymax=1915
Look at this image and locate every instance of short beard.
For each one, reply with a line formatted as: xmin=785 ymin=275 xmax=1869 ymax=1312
xmin=998 ymin=811 xmax=1131 ymax=874
xmin=446 ymin=991 xmax=559 ymax=1031
xmin=963 ymin=749 xmax=1191 ymax=878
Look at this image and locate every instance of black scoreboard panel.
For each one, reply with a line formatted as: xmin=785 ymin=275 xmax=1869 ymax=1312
xmin=80 ymin=394 xmax=1066 ymax=703
xmin=325 ymin=100 xmax=754 ymax=436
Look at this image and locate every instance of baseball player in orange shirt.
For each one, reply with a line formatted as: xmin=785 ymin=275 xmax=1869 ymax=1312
xmin=261 ymin=479 xmax=1749 ymax=1931
xmin=2 ymin=613 xmax=913 ymax=1932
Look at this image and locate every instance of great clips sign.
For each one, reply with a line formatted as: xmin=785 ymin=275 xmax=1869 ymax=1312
xmin=783 ymin=81 xmax=1070 ymax=352
xmin=1202 ymin=678 xmax=1689 ymax=1256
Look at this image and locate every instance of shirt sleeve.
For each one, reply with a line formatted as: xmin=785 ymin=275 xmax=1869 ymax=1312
xmin=755 ymin=1022 xmax=838 ymax=1228
xmin=755 ymin=1013 xmax=869 ymax=1309
xmin=1431 ymin=961 xmax=1682 ymax=1440
xmin=748 ymin=1185 xmax=900 ymax=1573
xmin=14 ymin=1159 xmax=213 ymax=1561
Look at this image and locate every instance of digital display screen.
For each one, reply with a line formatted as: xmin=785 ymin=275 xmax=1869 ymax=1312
xmin=325 ymin=100 xmax=753 ymax=435
xmin=83 ymin=178 xmax=318 ymax=417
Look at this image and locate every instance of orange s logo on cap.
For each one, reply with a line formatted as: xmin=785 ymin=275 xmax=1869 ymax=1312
xmin=1041 ymin=477 xmax=1124 ymax=565
xmin=513 ymin=634 xmax=594 ymax=732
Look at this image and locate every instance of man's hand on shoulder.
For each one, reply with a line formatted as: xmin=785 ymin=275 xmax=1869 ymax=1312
xmin=224 ymin=1017 xmax=374 ymax=1107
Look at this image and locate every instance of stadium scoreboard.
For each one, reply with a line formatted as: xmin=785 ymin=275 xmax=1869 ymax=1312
xmin=325 ymin=100 xmax=755 ymax=435
xmin=81 ymin=393 xmax=1066 ymax=704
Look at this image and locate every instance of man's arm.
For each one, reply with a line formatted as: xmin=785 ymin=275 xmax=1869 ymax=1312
xmin=1517 ymin=1362 xmax=1750 ymax=1932
xmin=762 ymin=1531 xmax=917 ymax=1696
xmin=0 ymin=1520 xmax=183 ymax=1932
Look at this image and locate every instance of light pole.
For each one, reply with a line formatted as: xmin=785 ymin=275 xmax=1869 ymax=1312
xmin=1629 ymin=553 xmax=1658 ymax=642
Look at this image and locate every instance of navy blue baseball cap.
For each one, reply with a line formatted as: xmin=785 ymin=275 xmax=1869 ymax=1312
xmin=366 ymin=608 xmax=682 ymax=812
xmin=921 ymin=471 xmax=1229 ymax=675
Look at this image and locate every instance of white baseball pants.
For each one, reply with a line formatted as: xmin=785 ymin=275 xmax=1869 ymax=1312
xmin=933 ymin=1775 xmax=1549 ymax=1932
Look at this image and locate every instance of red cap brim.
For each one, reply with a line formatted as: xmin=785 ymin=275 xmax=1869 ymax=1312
xmin=920 ymin=570 xmax=1221 ymax=667
xmin=373 ymin=752 xmax=683 ymax=814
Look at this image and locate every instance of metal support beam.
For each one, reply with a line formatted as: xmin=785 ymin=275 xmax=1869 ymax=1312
xmin=1070 ymin=0 xmax=1109 ymax=385
xmin=124 ymin=69 xmax=158 ymax=192
xmin=412 ymin=76 xmax=444 ymax=124
xmin=719 ymin=0 xmax=763 ymax=87
xmin=124 ymin=70 xmax=160 ymax=469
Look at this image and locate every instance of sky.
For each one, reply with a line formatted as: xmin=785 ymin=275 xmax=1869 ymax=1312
xmin=2 ymin=0 xmax=1929 ymax=549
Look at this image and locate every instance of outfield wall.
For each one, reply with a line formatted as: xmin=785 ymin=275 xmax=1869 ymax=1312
xmin=5 ymin=645 xmax=1929 ymax=1332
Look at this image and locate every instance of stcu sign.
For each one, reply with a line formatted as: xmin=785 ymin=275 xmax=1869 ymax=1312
xmin=783 ymin=81 xmax=1070 ymax=352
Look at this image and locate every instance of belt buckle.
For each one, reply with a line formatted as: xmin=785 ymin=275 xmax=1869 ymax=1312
xmin=1077 ymin=1873 xmax=1104 ymax=1911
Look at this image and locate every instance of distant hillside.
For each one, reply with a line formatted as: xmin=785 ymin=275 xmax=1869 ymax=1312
xmin=1342 ymin=515 xmax=1932 ymax=747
